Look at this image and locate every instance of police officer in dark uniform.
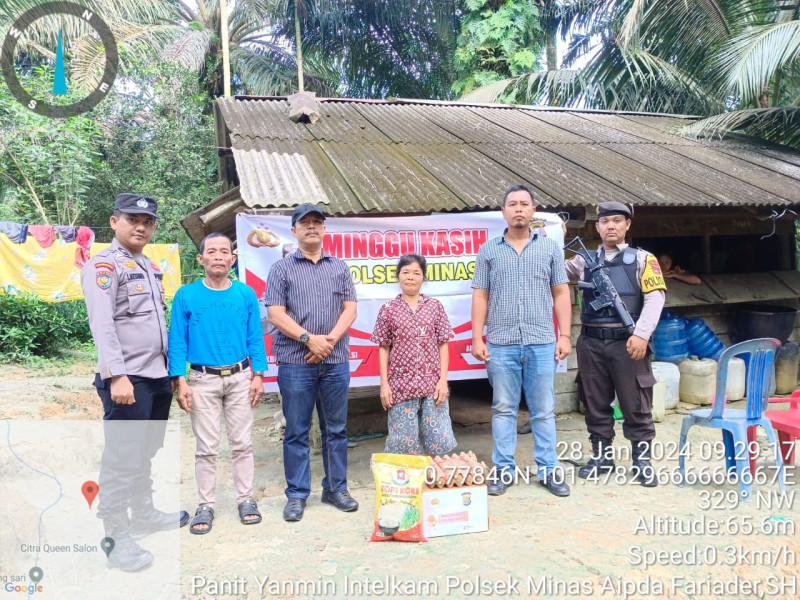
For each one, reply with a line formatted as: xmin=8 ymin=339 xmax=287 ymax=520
xmin=82 ymin=193 xmax=186 ymax=571
xmin=565 ymin=202 xmax=666 ymax=487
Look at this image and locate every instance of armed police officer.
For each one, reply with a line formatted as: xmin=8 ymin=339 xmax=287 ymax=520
xmin=565 ymin=202 xmax=666 ymax=487
xmin=82 ymin=193 xmax=185 ymax=571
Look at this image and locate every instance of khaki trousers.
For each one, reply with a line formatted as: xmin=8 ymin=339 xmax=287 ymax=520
xmin=188 ymin=368 xmax=254 ymax=507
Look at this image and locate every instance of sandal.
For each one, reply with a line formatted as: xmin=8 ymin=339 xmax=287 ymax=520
xmin=238 ymin=499 xmax=262 ymax=525
xmin=189 ymin=506 xmax=214 ymax=535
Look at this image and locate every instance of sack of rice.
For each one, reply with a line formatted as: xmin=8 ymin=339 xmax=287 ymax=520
xmin=370 ymin=453 xmax=430 ymax=542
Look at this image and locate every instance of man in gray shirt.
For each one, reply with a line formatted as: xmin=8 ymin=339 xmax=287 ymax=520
xmin=266 ymin=203 xmax=358 ymax=522
xmin=82 ymin=194 xmax=185 ymax=570
xmin=471 ymin=185 xmax=572 ymax=498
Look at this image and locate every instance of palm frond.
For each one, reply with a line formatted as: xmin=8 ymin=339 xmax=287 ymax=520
xmin=458 ymin=77 xmax=517 ymax=103
xmin=717 ymin=19 xmax=800 ymax=104
xmin=673 ymin=106 xmax=800 ymax=149
xmin=618 ymin=0 xmax=646 ymax=49
xmin=0 ymin=0 xmax=176 ymax=48
xmin=69 ymin=23 xmax=180 ymax=88
xmin=163 ymin=28 xmax=212 ymax=72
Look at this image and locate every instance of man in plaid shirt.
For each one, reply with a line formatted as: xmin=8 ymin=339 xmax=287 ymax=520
xmin=471 ymin=184 xmax=572 ymax=497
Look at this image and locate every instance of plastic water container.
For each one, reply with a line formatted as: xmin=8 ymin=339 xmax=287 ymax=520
xmin=678 ymin=356 xmax=717 ymax=405
xmin=653 ymin=317 xmax=689 ymax=363
xmin=685 ymin=318 xmax=725 ymax=361
xmin=724 ymin=357 xmax=746 ymax=401
xmin=775 ymin=342 xmax=799 ymax=394
xmin=652 ymin=362 xmax=680 ymax=409
xmin=652 ymin=372 xmax=666 ymax=422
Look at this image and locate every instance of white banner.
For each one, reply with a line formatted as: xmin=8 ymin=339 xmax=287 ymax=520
xmin=236 ymin=212 xmax=565 ymax=391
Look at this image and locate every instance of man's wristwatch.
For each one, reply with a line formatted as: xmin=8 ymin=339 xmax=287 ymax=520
xmin=299 ymin=332 xmax=310 ymax=345
xmin=252 ymin=371 xmax=265 ymax=378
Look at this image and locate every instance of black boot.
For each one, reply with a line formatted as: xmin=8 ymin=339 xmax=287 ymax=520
xmin=130 ymin=495 xmax=187 ymax=540
xmin=578 ymin=437 xmax=616 ymax=479
xmin=631 ymin=440 xmax=658 ymax=487
xmin=103 ymin=514 xmax=154 ymax=572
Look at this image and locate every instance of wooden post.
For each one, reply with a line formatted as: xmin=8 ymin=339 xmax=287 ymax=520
xmin=295 ymin=1 xmax=304 ymax=92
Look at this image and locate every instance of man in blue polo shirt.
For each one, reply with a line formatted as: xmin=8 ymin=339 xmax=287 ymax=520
xmin=266 ymin=203 xmax=358 ymax=522
xmin=471 ymin=184 xmax=573 ymax=497
xmin=169 ymin=233 xmax=268 ymax=534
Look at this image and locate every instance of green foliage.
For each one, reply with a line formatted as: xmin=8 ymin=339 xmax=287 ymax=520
xmin=275 ymin=0 xmax=462 ymax=99
xmin=0 ymin=290 xmax=92 ymax=360
xmin=453 ymin=0 xmax=542 ymax=98
xmin=0 ymin=67 xmax=104 ymax=226
xmin=83 ymin=55 xmax=220 ymax=244
xmin=1 ymin=50 xmax=218 ymax=284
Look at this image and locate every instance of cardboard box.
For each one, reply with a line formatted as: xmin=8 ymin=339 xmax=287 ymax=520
xmin=422 ymin=485 xmax=488 ymax=538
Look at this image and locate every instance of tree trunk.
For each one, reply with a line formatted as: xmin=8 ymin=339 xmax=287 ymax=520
xmin=771 ymin=69 xmax=782 ymax=108
xmin=758 ymin=85 xmax=769 ymax=109
xmin=295 ymin=2 xmax=304 ymax=92
xmin=546 ymin=27 xmax=557 ymax=71
xmin=220 ymin=0 xmax=231 ymax=97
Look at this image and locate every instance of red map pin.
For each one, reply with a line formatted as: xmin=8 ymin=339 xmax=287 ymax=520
xmin=82 ymin=481 xmax=99 ymax=509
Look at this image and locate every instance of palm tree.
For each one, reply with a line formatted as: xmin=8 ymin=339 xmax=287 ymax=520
xmin=163 ymin=0 xmax=339 ymax=97
xmin=1 ymin=0 xmax=339 ymax=99
xmin=275 ymin=0 xmax=462 ymax=99
xmin=461 ymin=1 xmax=800 ymax=148
xmin=1 ymin=0 xmax=178 ymax=87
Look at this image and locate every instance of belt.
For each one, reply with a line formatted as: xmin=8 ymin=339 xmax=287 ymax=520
xmin=190 ymin=358 xmax=250 ymax=376
xmin=582 ymin=326 xmax=630 ymax=340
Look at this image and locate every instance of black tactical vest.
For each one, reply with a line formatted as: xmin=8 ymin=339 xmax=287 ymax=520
xmin=581 ymin=247 xmax=643 ymax=325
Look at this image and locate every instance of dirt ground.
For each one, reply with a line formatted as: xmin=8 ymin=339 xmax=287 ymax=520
xmin=1 ymin=362 xmax=798 ymax=600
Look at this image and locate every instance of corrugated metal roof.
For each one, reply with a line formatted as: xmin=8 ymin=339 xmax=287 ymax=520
xmin=229 ymin=138 xmax=361 ymax=211
xmin=476 ymin=143 xmax=639 ymax=208
xmin=210 ymin=96 xmax=800 ymax=218
xmin=468 ymin=106 xmax=585 ymax=144
xmin=708 ymin=142 xmax=800 ymax=180
xmin=217 ymin=97 xmax=313 ymax=141
xmin=350 ymin=103 xmax=463 ymax=144
xmin=305 ymin=102 xmax=394 ymax=143
xmin=409 ymin=104 xmax=532 ymax=144
xmin=576 ymin=113 xmax=694 ymax=145
xmin=595 ymin=142 xmax=789 ymax=207
xmin=318 ymin=141 xmax=466 ymax=213
xmin=544 ymin=142 xmax=720 ymax=207
xmin=665 ymin=144 xmax=800 ymax=202
xmin=401 ymin=144 xmax=527 ymax=209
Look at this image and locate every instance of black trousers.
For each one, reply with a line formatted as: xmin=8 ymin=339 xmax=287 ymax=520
xmin=576 ymin=335 xmax=656 ymax=442
xmin=94 ymin=375 xmax=172 ymax=519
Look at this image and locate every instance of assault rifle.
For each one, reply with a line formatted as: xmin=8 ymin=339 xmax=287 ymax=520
xmin=564 ymin=237 xmax=636 ymax=335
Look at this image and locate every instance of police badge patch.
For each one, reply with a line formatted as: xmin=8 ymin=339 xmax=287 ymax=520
xmin=96 ymin=270 xmax=112 ymax=289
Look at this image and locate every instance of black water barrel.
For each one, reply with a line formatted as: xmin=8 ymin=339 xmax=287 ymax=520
xmin=734 ymin=304 xmax=798 ymax=343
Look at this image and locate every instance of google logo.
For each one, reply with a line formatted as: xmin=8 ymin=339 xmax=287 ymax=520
xmin=4 ymin=582 xmax=43 ymax=594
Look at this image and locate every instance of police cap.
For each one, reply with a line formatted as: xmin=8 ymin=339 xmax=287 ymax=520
xmin=597 ymin=201 xmax=632 ymax=219
xmin=115 ymin=193 xmax=158 ymax=218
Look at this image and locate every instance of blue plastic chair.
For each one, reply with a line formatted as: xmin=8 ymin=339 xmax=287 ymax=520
xmin=678 ymin=338 xmax=785 ymax=499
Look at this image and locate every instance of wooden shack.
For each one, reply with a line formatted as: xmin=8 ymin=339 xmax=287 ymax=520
xmin=184 ymin=95 xmax=800 ymax=411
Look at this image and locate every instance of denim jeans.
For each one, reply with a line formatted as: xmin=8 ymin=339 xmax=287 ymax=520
xmin=278 ymin=362 xmax=350 ymax=499
xmin=485 ymin=342 xmax=560 ymax=478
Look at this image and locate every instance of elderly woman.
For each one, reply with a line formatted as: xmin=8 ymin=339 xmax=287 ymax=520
xmin=370 ymin=253 xmax=457 ymax=455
